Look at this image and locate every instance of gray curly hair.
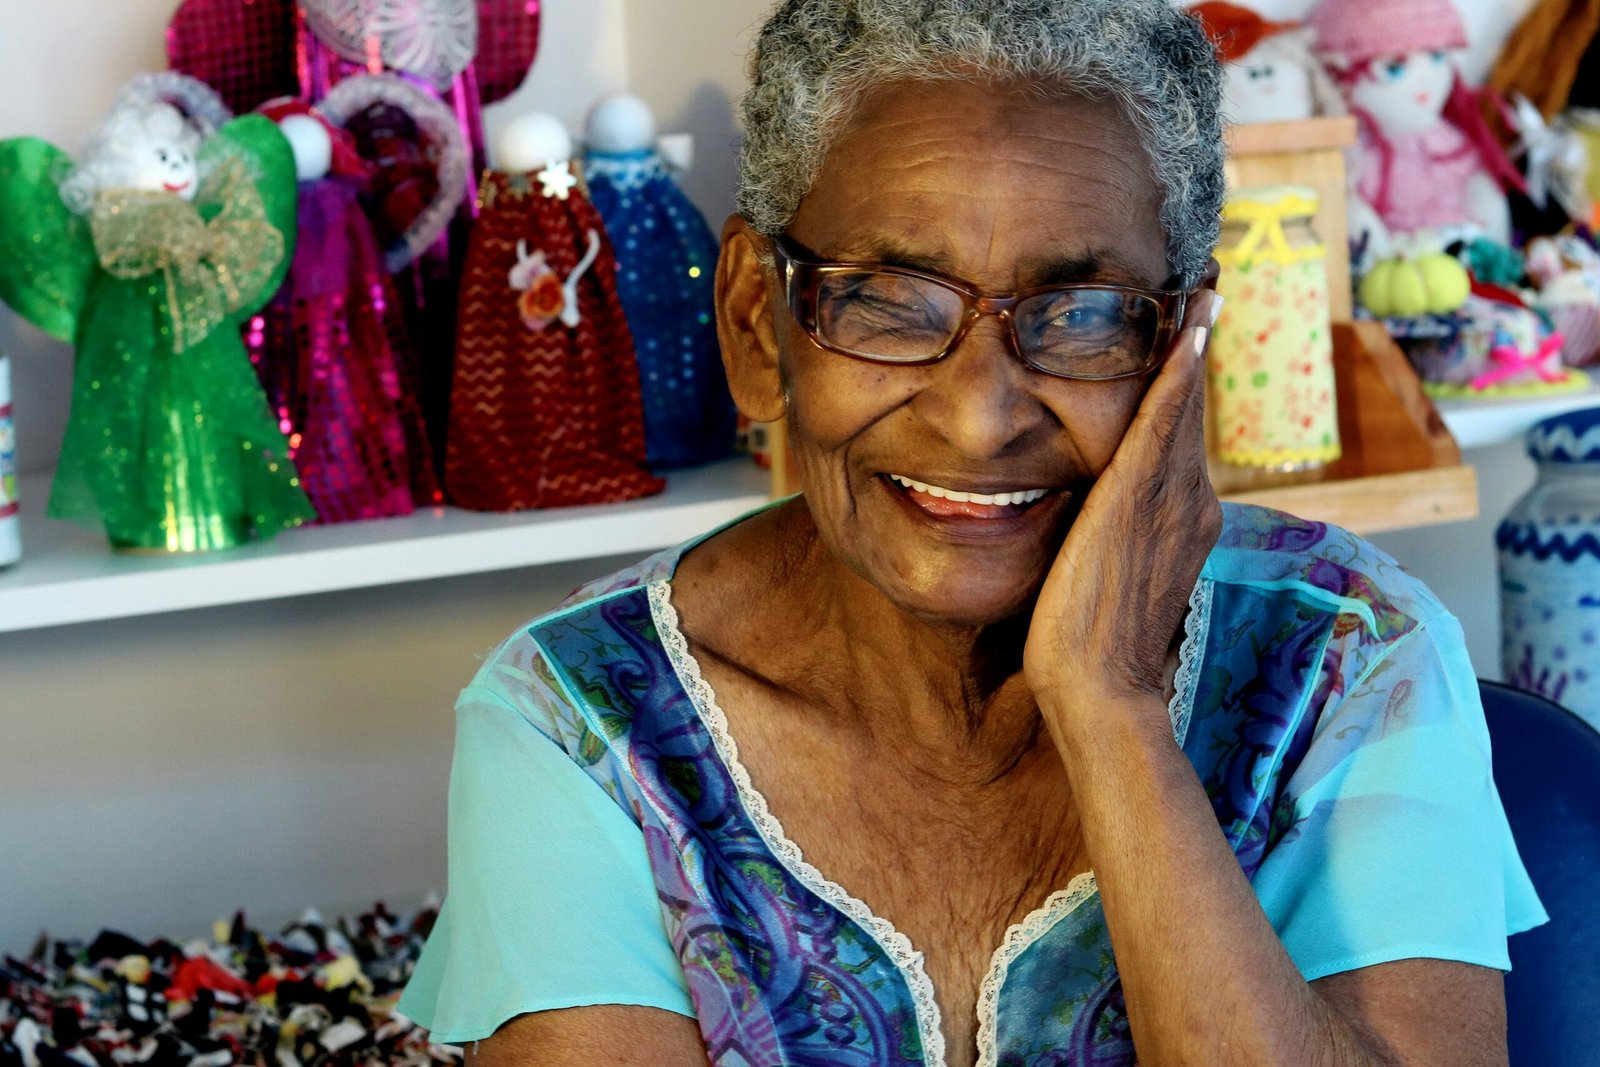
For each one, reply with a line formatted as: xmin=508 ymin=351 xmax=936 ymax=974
xmin=738 ymin=0 xmax=1226 ymax=286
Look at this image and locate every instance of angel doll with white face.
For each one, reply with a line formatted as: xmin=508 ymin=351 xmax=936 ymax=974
xmin=0 ymin=75 xmax=312 ymax=551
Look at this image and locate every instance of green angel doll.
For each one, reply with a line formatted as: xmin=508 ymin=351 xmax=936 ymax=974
xmin=0 ymin=80 xmax=314 ymax=551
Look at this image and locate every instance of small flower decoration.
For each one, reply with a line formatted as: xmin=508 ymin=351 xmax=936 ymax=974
xmin=536 ymin=160 xmax=577 ymax=200
xmin=518 ymin=273 xmax=565 ymax=331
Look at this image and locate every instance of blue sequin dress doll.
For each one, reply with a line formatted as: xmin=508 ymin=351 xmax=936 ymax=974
xmin=582 ymin=94 xmax=736 ymax=469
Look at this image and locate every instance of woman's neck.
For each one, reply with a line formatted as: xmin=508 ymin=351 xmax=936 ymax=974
xmin=766 ymin=501 xmax=1052 ymax=780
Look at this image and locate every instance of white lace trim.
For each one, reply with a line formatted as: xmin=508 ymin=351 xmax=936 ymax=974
xmin=584 ymin=152 xmax=662 ymax=193
xmin=973 ymin=869 xmax=1099 ymax=1067
xmin=649 ymin=576 xmax=1214 ymax=1067
xmin=1168 ymin=576 xmax=1214 ymax=751
xmin=649 ymin=582 xmax=948 ymax=1066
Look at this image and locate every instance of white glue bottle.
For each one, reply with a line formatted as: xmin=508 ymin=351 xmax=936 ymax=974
xmin=0 ymin=354 xmax=19 ymax=567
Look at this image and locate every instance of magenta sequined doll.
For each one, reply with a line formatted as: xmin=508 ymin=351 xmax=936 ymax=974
xmin=249 ymin=76 xmax=466 ymax=524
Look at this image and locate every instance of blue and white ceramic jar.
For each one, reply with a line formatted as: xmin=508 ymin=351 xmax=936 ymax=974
xmin=1498 ymin=408 xmax=1600 ymax=727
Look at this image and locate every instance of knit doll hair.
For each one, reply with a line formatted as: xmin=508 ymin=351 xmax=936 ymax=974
xmin=1489 ymin=0 xmax=1600 ymax=119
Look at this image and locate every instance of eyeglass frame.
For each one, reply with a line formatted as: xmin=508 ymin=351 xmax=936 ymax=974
xmin=771 ymin=235 xmax=1191 ymax=382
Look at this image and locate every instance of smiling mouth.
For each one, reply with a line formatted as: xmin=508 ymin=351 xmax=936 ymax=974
xmin=163 ymin=180 xmax=190 ymax=192
xmin=887 ymin=473 xmax=1054 ymax=520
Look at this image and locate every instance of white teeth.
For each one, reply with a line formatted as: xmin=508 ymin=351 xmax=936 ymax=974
xmin=889 ymin=475 xmax=1050 ymax=507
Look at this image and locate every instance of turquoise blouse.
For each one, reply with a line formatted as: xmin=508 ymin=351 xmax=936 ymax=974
xmin=399 ymin=503 xmax=1546 ymax=1065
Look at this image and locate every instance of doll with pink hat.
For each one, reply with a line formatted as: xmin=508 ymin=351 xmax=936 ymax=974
xmin=1308 ymin=0 xmax=1525 ymax=261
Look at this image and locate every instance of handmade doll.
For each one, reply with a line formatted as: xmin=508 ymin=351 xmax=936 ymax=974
xmin=1189 ymin=2 xmax=1345 ymax=125
xmin=446 ymin=113 xmax=663 ymax=510
xmin=1308 ymin=0 xmax=1525 ymax=260
xmin=0 ymin=81 xmax=312 ymax=551
xmin=1405 ymin=293 xmax=1586 ymax=396
xmin=1527 ymin=235 xmax=1600 ymax=366
xmin=582 ymin=92 xmax=736 ymax=469
xmin=166 ymin=0 xmax=542 ymax=469
xmin=250 ymin=75 xmax=465 ymax=525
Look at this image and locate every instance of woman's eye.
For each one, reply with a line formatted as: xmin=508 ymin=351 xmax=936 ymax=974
xmin=1430 ymin=50 xmax=1447 ymax=62
xmin=1384 ymin=59 xmax=1407 ymax=79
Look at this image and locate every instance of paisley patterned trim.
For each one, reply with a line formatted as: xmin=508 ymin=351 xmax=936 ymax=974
xmin=973 ymin=870 xmax=1100 ymax=1067
xmin=649 ymin=581 xmax=948 ymax=1066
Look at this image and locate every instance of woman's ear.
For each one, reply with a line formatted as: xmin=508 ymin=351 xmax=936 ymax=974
xmin=715 ymin=215 xmax=787 ymax=423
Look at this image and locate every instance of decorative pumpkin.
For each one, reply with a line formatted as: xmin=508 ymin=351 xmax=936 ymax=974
xmin=1359 ymin=252 xmax=1472 ymax=318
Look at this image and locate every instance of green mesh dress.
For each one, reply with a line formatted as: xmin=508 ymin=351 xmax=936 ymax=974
xmin=0 ymin=114 xmax=313 ymax=551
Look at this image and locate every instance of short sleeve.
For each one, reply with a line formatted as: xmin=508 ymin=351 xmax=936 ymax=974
xmin=1250 ymin=610 xmax=1549 ymax=981
xmin=397 ymin=664 xmax=695 ymax=1043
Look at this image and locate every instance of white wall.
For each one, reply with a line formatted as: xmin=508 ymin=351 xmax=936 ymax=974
xmin=0 ymin=0 xmax=1540 ymax=949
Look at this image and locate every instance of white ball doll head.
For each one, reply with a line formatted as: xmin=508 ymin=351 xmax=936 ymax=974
xmin=59 ymin=102 xmax=206 ymax=214
xmin=494 ymin=113 xmax=573 ymax=175
xmin=278 ymin=113 xmax=333 ymax=181
xmin=584 ymin=93 xmax=657 ymax=154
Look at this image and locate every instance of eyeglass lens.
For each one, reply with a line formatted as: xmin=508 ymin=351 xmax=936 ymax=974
xmin=814 ymin=269 xmax=1163 ymax=378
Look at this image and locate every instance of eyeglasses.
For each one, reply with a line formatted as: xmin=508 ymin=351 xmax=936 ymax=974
xmin=773 ymin=236 xmax=1188 ymax=381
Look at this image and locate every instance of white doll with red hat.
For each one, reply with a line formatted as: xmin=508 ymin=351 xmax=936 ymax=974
xmin=1308 ymin=0 xmax=1524 ymax=260
xmin=1190 ymin=2 xmax=1345 ymax=126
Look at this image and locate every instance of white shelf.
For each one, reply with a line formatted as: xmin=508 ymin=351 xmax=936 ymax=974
xmin=1437 ymin=379 xmax=1600 ymax=451
xmin=0 ymin=459 xmax=772 ymax=634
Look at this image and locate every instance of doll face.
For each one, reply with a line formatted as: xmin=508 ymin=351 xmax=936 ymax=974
xmin=1224 ymin=40 xmax=1316 ymax=125
xmin=1349 ymin=50 xmax=1456 ymax=135
xmin=116 ymin=133 xmax=201 ymax=201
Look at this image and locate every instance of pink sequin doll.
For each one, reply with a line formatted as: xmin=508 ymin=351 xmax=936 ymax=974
xmin=1308 ymin=0 xmax=1525 ymax=261
xmin=249 ymin=75 xmax=466 ymax=524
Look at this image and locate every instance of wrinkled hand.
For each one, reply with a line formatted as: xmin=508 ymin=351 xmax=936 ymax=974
xmin=1023 ymin=290 xmax=1224 ymax=731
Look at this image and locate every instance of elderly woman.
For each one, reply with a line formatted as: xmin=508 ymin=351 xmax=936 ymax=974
xmin=398 ymin=1 xmax=1545 ymax=1063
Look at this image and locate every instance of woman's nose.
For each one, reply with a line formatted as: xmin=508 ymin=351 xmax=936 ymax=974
xmin=914 ymin=318 xmax=1046 ymax=459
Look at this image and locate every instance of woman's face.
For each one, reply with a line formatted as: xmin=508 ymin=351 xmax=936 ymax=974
xmin=773 ymin=78 xmax=1172 ymax=628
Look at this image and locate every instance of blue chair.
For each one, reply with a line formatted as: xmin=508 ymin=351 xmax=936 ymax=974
xmin=1480 ymin=679 xmax=1600 ymax=1065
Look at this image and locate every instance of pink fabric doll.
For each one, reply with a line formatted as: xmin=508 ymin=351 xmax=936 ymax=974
xmin=1308 ymin=0 xmax=1525 ymax=261
xmin=248 ymin=77 xmax=467 ymax=525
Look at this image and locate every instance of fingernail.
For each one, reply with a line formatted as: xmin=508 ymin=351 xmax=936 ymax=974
xmin=1207 ymin=297 xmax=1225 ymax=329
xmin=1193 ymin=326 xmax=1209 ymax=359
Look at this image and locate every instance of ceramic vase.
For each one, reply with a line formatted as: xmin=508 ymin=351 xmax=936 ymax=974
xmin=1498 ymin=408 xmax=1600 ymax=726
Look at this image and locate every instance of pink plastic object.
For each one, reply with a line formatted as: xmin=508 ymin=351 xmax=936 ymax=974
xmin=1471 ymin=333 xmax=1570 ymax=391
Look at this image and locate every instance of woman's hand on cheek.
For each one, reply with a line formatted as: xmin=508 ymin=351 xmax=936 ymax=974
xmin=1023 ymin=292 xmax=1224 ymax=740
